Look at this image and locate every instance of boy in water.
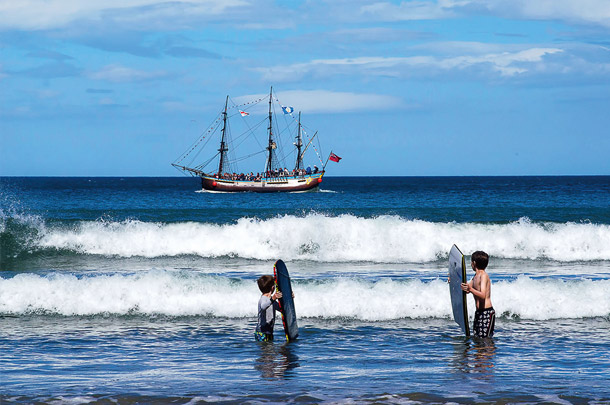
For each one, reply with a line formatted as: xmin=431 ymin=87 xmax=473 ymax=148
xmin=255 ymin=275 xmax=283 ymax=342
xmin=461 ymin=251 xmax=495 ymax=338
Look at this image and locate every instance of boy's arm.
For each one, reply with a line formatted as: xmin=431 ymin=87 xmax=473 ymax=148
xmin=462 ymin=276 xmax=489 ymax=300
xmin=271 ymin=291 xmax=283 ymax=310
xmin=461 ymin=280 xmax=473 ymax=293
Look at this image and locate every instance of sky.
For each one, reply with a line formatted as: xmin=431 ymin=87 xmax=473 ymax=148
xmin=1 ymin=0 xmax=610 ymax=176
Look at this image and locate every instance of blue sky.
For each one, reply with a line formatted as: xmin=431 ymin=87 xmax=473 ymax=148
xmin=1 ymin=0 xmax=610 ymax=176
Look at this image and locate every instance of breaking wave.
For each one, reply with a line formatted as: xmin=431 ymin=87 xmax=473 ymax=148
xmin=3 ymin=212 xmax=610 ymax=262
xmin=0 ymin=271 xmax=608 ymax=320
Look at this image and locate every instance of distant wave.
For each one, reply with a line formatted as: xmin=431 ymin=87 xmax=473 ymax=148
xmin=0 ymin=271 xmax=608 ymax=320
xmin=4 ymin=212 xmax=610 ymax=262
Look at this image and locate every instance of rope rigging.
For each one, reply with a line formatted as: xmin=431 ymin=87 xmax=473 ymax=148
xmin=273 ymin=96 xmax=324 ymax=167
xmin=173 ymin=90 xmax=327 ymax=178
xmin=173 ymin=114 xmax=223 ymax=166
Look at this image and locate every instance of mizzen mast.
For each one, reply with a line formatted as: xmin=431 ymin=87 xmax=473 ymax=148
xmin=217 ymin=95 xmax=229 ymax=176
xmin=294 ymin=111 xmax=303 ymax=171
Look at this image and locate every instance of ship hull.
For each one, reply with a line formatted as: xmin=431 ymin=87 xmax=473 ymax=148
xmin=200 ymin=173 xmax=324 ymax=193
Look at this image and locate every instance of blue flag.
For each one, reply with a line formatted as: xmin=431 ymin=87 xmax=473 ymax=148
xmin=282 ymin=106 xmax=294 ymax=114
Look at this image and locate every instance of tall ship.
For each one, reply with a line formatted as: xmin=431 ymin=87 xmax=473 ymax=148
xmin=172 ymin=87 xmax=337 ymax=193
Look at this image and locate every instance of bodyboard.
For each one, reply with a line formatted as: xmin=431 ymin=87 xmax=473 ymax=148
xmin=273 ymin=259 xmax=299 ymax=341
xmin=448 ymin=245 xmax=470 ymax=336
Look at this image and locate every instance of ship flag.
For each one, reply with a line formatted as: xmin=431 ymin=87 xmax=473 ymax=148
xmin=329 ymin=152 xmax=342 ymax=162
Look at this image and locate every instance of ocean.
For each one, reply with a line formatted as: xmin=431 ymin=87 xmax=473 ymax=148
xmin=1 ymin=176 xmax=609 ymax=404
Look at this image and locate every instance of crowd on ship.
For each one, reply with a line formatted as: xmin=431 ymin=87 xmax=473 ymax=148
xmin=214 ymin=165 xmax=320 ymax=181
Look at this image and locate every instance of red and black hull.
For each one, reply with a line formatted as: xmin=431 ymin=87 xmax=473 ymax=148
xmin=200 ymin=173 xmax=324 ymax=193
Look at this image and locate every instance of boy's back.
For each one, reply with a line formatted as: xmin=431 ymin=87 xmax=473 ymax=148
xmin=255 ymin=274 xmax=282 ymax=342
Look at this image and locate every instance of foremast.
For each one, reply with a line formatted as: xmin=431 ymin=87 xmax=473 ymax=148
xmin=265 ymin=87 xmax=276 ymax=176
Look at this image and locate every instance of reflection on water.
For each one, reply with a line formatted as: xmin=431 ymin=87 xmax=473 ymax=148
xmin=254 ymin=342 xmax=300 ymax=379
xmin=451 ymin=337 xmax=496 ymax=377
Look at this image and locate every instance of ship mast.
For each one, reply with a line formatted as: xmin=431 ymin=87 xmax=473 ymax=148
xmin=295 ymin=111 xmax=303 ymax=171
xmin=265 ymin=87 xmax=275 ymax=175
xmin=217 ymin=95 xmax=229 ymax=175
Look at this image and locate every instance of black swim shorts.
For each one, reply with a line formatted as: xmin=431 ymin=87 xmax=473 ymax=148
xmin=473 ymin=307 xmax=495 ymax=338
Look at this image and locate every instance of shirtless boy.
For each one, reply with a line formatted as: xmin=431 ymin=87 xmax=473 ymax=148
xmin=461 ymin=251 xmax=495 ymax=338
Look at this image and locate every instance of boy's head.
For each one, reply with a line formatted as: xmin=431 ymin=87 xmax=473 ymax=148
xmin=257 ymin=275 xmax=275 ymax=294
xmin=471 ymin=251 xmax=489 ymax=270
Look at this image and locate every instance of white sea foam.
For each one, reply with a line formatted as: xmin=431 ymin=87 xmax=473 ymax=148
xmin=32 ymin=215 xmax=610 ymax=262
xmin=0 ymin=272 xmax=608 ymax=320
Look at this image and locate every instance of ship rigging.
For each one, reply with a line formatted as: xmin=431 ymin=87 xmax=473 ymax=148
xmin=172 ymin=87 xmax=335 ymax=192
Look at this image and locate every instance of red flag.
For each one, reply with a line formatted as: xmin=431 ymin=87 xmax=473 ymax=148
xmin=239 ymin=110 xmax=249 ymax=117
xmin=329 ymin=152 xmax=342 ymax=162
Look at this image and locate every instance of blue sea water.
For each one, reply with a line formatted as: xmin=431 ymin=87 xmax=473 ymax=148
xmin=1 ymin=176 xmax=609 ymax=404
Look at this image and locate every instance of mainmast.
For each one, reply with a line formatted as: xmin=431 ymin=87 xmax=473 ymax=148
xmin=294 ymin=111 xmax=303 ymax=171
xmin=265 ymin=87 xmax=275 ymax=175
xmin=217 ymin=95 xmax=229 ymax=175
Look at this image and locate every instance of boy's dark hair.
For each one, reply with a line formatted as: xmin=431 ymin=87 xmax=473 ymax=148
xmin=257 ymin=275 xmax=275 ymax=294
xmin=471 ymin=251 xmax=489 ymax=270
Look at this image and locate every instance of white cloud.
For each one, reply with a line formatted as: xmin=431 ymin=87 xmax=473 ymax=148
xmin=354 ymin=0 xmax=610 ymax=28
xmin=88 ymin=64 xmax=168 ymax=82
xmin=438 ymin=47 xmax=564 ymax=75
xmin=2 ymin=0 xmax=610 ymax=32
xmin=99 ymin=97 xmax=116 ymax=105
xmin=254 ymin=47 xmax=564 ymax=81
xmin=0 ymin=0 xmax=247 ymax=30
xmin=235 ymin=90 xmax=407 ymax=114
xmin=471 ymin=0 xmax=610 ymax=28
xmin=359 ymin=0 xmax=464 ymax=21
xmin=36 ymin=89 xmax=60 ymax=99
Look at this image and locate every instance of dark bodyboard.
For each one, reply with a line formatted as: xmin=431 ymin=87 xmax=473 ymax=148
xmin=448 ymin=244 xmax=470 ymax=336
xmin=273 ymin=259 xmax=299 ymax=341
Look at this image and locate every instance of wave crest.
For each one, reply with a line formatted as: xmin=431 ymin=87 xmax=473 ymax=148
xmin=5 ymin=213 xmax=610 ymax=262
xmin=0 ymin=272 xmax=607 ymax=320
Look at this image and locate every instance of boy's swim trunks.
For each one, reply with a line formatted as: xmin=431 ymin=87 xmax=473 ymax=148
xmin=255 ymin=331 xmax=273 ymax=342
xmin=473 ymin=307 xmax=495 ymax=338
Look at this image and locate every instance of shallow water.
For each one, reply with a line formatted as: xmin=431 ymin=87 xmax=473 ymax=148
xmin=1 ymin=316 xmax=608 ymax=403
